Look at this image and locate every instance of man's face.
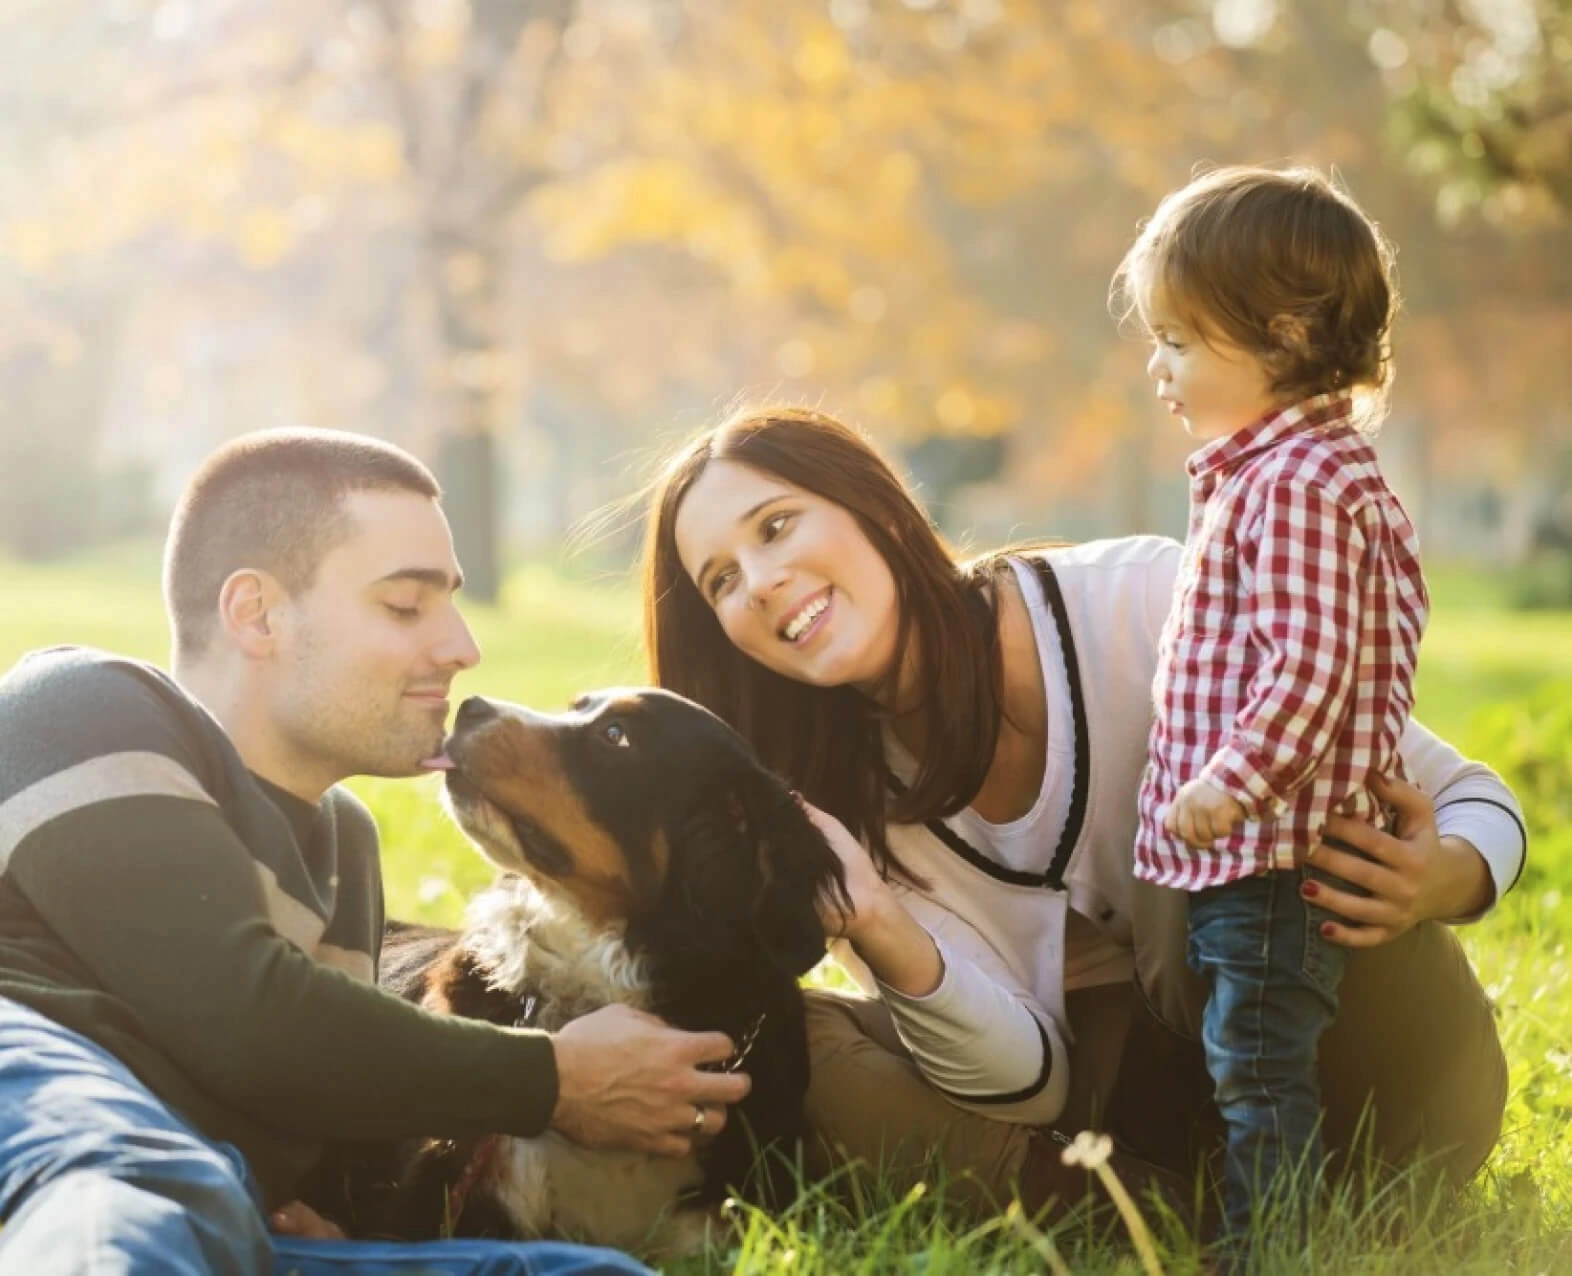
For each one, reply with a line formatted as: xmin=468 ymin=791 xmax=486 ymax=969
xmin=265 ymin=489 xmax=480 ymax=786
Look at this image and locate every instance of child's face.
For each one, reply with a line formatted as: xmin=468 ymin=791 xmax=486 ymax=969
xmin=1143 ymin=299 xmax=1281 ymax=442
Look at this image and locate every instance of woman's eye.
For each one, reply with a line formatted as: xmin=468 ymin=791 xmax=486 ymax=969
xmin=385 ymin=604 xmax=420 ymax=620
xmin=761 ymin=511 xmax=792 ymax=540
xmin=708 ymin=567 xmax=736 ymax=600
xmin=601 ymin=721 xmax=630 ymax=748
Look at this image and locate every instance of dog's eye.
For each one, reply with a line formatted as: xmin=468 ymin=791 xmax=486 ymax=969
xmin=601 ymin=721 xmax=631 ymax=748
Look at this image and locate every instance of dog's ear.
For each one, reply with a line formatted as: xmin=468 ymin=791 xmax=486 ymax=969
xmin=674 ymin=795 xmax=758 ymax=951
xmin=731 ymin=766 xmax=847 ymax=976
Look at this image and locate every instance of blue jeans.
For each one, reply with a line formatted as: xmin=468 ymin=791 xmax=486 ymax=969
xmin=0 ymin=996 xmax=652 ymax=1275
xmin=1188 ymin=869 xmax=1346 ymax=1248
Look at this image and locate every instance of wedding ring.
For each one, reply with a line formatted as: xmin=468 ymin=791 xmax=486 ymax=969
xmin=691 ymin=1105 xmax=706 ymax=1134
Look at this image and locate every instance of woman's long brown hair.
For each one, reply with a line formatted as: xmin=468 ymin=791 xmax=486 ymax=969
xmin=642 ymin=407 xmax=1010 ymax=878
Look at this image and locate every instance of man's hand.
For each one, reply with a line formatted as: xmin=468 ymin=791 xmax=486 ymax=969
xmin=550 ymin=1003 xmax=751 ymax=1157
xmin=1165 ymin=778 xmax=1247 ymax=849
xmin=268 ymin=1200 xmax=345 ymax=1240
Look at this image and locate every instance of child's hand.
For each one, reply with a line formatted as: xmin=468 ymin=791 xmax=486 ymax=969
xmin=1165 ymin=779 xmax=1247 ymax=849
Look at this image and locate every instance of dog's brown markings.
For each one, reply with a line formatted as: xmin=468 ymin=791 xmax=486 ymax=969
xmin=421 ymin=948 xmax=520 ymax=1022
xmin=470 ymin=718 xmax=636 ymax=925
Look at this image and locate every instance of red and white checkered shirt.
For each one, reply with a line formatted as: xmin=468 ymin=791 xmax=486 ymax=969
xmin=1134 ymin=393 xmax=1430 ymax=890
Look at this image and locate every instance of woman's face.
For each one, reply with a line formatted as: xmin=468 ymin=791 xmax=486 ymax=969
xmin=673 ymin=459 xmax=901 ymax=694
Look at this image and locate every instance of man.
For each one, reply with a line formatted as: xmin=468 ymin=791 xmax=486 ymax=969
xmin=0 ymin=429 xmax=749 ymax=1274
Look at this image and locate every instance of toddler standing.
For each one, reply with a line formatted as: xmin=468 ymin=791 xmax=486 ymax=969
xmin=1115 ymin=166 xmax=1429 ymax=1266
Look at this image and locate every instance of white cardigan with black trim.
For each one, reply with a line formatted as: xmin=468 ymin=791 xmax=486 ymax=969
xmin=829 ymin=535 xmax=1527 ymax=1127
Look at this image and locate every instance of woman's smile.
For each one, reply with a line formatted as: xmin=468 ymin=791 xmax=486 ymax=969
xmin=779 ymin=588 xmax=833 ymax=644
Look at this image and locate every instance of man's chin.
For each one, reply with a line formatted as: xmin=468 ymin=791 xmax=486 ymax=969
xmin=362 ymin=735 xmax=449 ymax=780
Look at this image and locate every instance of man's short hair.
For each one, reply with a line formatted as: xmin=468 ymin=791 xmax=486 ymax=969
xmin=163 ymin=428 xmax=441 ymax=662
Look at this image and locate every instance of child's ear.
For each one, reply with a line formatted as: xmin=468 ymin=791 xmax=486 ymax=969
xmin=1267 ymin=313 xmax=1312 ymax=356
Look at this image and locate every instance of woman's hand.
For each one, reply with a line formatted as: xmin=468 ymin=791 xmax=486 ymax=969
xmin=793 ymin=795 xmax=945 ymax=997
xmin=1307 ymin=773 xmax=1494 ymax=948
xmin=792 ymin=794 xmax=891 ymax=942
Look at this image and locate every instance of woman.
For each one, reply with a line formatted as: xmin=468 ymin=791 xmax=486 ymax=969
xmin=642 ymin=407 xmax=1524 ymax=1215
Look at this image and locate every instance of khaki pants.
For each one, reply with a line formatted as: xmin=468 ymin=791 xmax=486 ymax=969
xmin=803 ymin=921 xmax=1506 ymax=1212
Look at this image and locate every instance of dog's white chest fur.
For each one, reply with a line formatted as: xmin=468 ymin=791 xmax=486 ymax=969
xmin=489 ymin=1133 xmax=709 ymax=1257
xmin=460 ymin=879 xmax=713 ymax=1257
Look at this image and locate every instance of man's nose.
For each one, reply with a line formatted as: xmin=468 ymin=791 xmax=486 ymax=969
xmin=435 ymin=608 xmax=482 ymax=670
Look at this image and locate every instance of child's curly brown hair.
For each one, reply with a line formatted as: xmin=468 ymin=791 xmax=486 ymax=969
xmin=1112 ymin=165 xmax=1399 ymax=426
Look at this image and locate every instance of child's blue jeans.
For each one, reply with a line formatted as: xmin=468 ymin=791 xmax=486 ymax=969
xmin=0 ymin=995 xmax=653 ymax=1275
xmin=1187 ymin=867 xmax=1347 ymax=1249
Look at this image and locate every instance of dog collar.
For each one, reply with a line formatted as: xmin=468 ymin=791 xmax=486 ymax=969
xmin=719 ymin=1012 xmax=766 ymax=1073
xmin=445 ymin=1133 xmax=503 ymax=1233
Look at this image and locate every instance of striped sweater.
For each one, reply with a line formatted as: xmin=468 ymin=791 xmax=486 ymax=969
xmin=0 ymin=646 xmax=558 ymax=1207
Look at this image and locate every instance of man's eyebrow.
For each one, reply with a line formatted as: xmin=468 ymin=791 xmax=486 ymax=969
xmin=695 ymin=495 xmax=788 ymax=592
xmin=376 ymin=566 xmax=464 ymax=593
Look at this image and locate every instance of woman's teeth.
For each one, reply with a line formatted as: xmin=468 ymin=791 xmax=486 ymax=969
xmin=783 ymin=593 xmax=830 ymax=641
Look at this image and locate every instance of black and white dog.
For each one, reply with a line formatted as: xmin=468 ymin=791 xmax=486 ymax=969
xmin=308 ymin=689 xmax=846 ymax=1258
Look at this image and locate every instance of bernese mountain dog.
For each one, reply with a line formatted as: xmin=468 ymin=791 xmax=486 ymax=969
xmin=307 ymin=688 xmax=847 ymax=1258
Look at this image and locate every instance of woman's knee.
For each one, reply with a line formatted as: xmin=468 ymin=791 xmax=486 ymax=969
xmin=802 ymin=989 xmax=1028 ymax=1208
xmin=1322 ymin=922 xmax=1507 ymax=1182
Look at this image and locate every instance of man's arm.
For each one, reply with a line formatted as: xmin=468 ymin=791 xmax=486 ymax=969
xmin=9 ymin=774 xmax=753 ymax=1150
xmin=7 ymin=783 xmax=559 ymax=1141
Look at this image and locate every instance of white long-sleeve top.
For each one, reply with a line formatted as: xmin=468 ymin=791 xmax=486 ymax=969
xmin=830 ymin=536 xmax=1527 ymax=1127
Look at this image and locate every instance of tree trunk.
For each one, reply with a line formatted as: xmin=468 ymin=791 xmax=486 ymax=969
xmin=436 ymin=429 xmax=501 ymax=601
xmin=1 ymin=296 xmax=126 ymax=559
xmin=430 ymin=226 xmax=505 ymax=602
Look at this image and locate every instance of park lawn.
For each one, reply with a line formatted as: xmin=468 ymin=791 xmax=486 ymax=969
xmin=3 ymin=543 xmax=1570 ymax=1272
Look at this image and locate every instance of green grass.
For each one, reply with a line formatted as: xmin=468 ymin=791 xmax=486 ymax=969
xmin=3 ymin=542 xmax=1570 ymax=1273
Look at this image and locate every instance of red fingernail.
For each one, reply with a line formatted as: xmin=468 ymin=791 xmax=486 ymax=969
xmin=1320 ymin=922 xmax=1334 ymax=938
xmin=1301 ymin=880 xmax=1319 ymax=898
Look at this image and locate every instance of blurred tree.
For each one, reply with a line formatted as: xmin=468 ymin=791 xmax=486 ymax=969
xmin=0 ymin=4 xmax=148 ymax=559
xmin=1363 ymin=0 xmax=1572 ymax=224
xmin=1 ymin=0 xmax=1208 ymax=586
xmin=1 ymin=0 xmax=1567 ymax=575
xmin=0 ymin=293 xmax=130 ymax=559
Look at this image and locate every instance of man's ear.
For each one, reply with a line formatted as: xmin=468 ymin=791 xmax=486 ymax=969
xmin=217 ymin=568 xmax=282 ymax=659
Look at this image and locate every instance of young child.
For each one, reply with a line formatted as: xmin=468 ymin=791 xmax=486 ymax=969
xmin=1114 ymin=167 xmax=1430 ymax=1260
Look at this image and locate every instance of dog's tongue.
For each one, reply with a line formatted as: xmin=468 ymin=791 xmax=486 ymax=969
xmin=419 ymin=753 xmax=455 ymax=772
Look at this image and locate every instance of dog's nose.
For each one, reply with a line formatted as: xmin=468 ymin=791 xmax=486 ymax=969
xmin=455 ymin=696 xmax=498 ymax=729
